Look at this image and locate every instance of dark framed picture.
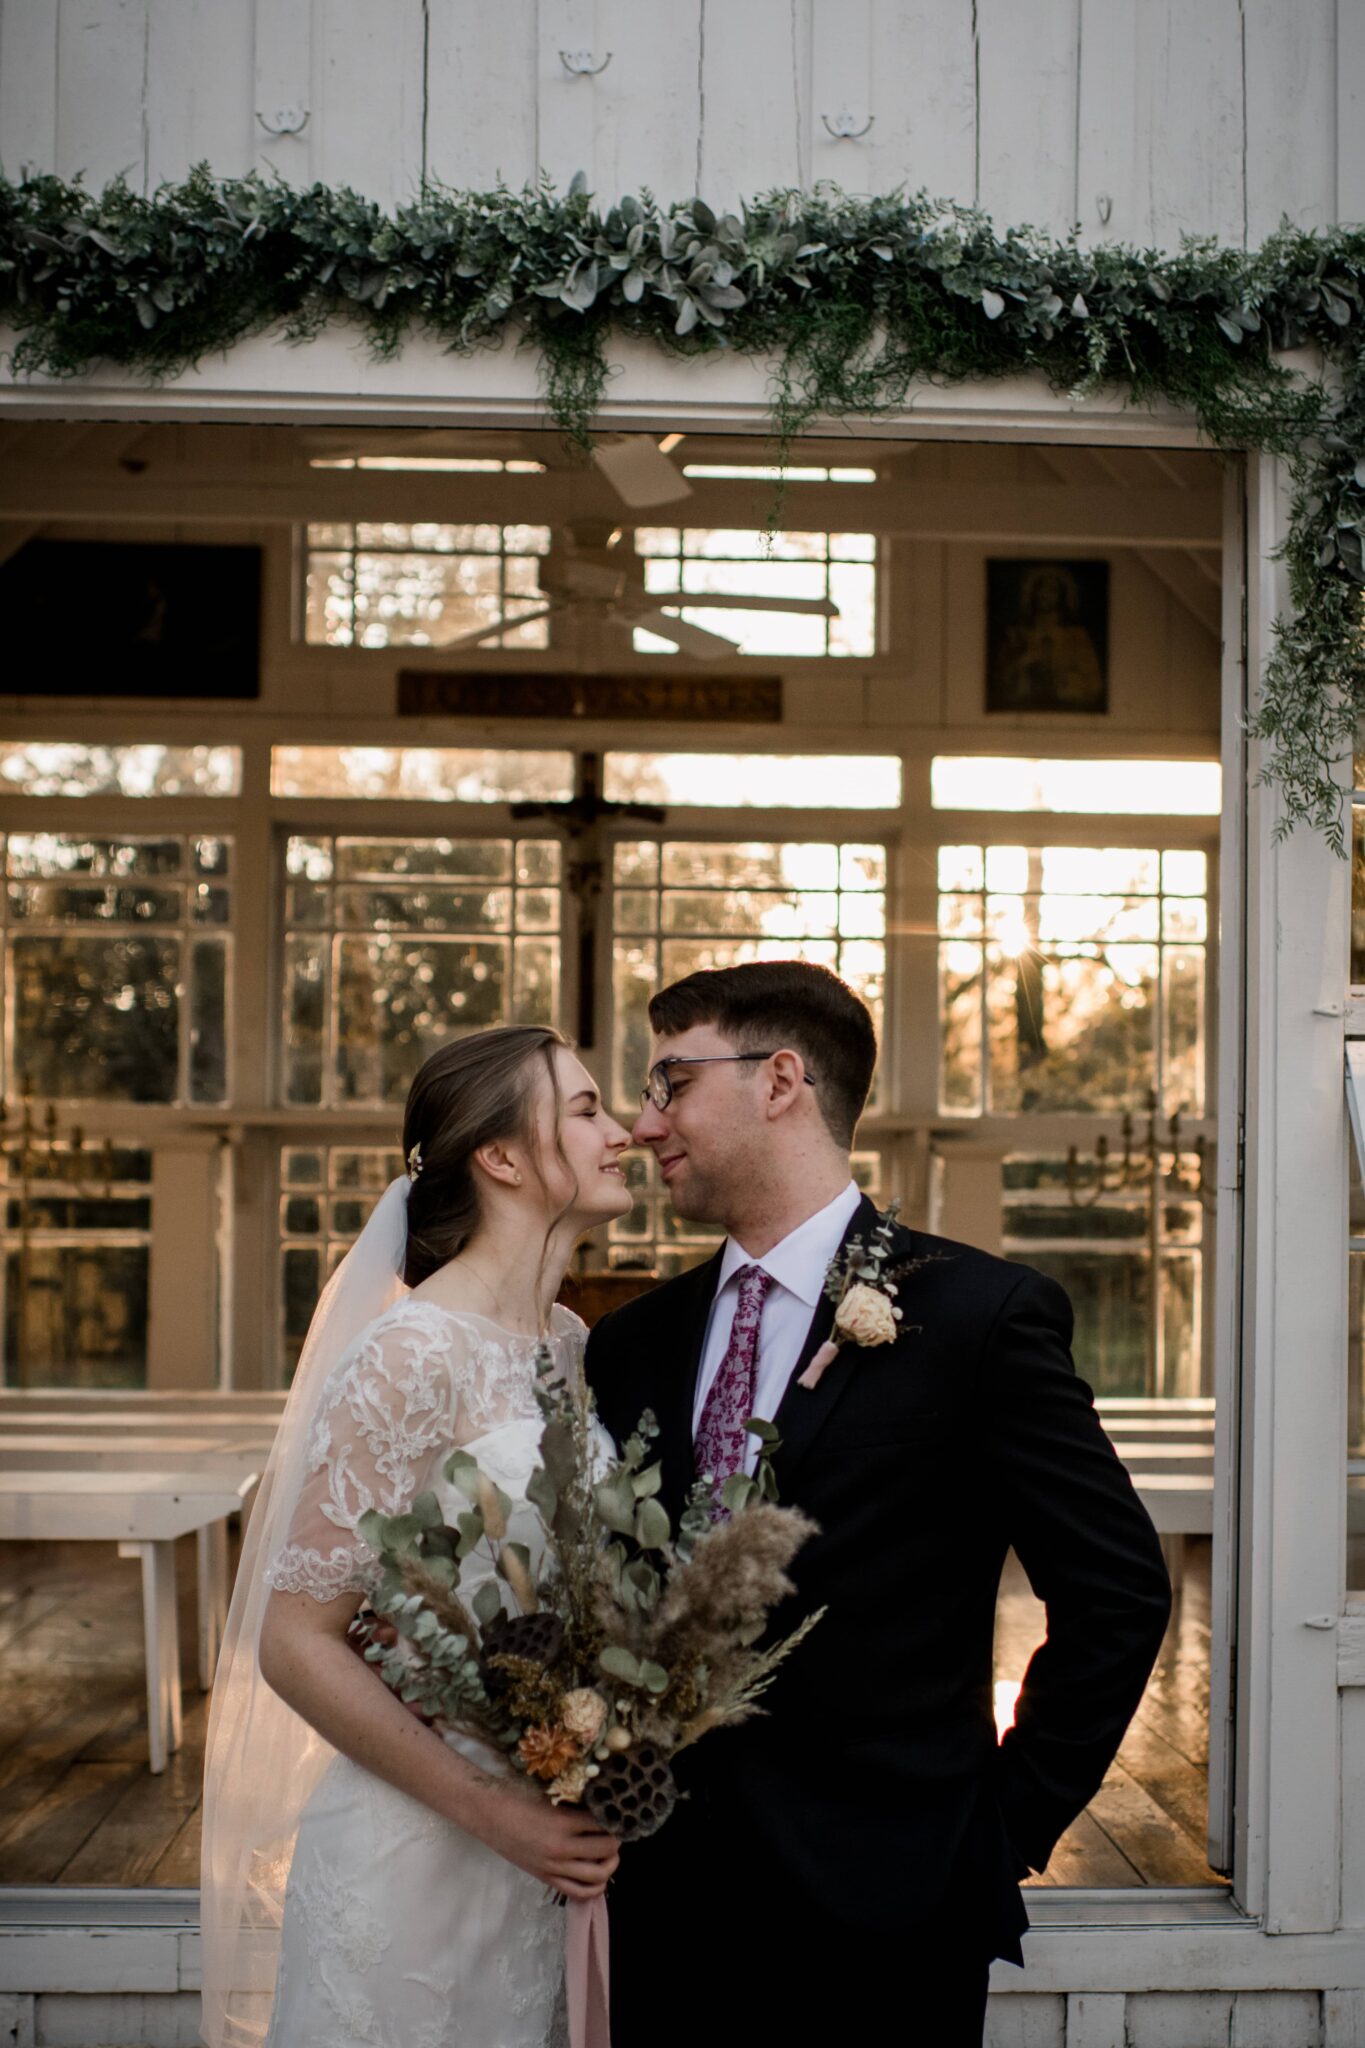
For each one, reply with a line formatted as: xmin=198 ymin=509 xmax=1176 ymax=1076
xmin=0 ymin=540 xmax=262 ymax=698
xmin=986 ymin=558 xmax=1109 ymax=714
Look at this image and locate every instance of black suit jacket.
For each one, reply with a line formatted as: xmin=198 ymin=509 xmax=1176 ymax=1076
xmin=585 ymin=1201 xmax=1172 ymax=2006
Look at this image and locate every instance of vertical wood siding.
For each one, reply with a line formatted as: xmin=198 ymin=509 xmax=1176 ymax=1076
xmin=0 ymin=0 xmax=1353 ymax=239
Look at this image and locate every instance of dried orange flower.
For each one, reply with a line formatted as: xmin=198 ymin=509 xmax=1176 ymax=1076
xmin=519 ymin=1723 xmax=580 ymax=1782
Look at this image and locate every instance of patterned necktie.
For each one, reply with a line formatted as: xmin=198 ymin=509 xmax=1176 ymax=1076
xmin=694 ymin=1263 xmax=773 ymax=1514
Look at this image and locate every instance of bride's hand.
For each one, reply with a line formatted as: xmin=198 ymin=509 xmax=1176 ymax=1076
xmin=472 ymin=1777 xmax=620 ymax=1901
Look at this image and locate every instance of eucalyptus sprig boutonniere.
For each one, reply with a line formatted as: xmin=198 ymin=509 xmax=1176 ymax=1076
xmin=799 ymin=1199 xmax=918 ymax=1392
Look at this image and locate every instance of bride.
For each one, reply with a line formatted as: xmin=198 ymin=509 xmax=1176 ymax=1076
xmin=200 ymin=1026 xmax=633 ymax=2048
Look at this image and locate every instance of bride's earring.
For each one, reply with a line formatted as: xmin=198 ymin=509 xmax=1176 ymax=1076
xmin=513 ymin=1171 xmax=523 ymax=1186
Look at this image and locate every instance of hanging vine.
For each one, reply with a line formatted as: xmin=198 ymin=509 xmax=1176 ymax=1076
xmin=0 ymin=168 xmax=1361 ymax=841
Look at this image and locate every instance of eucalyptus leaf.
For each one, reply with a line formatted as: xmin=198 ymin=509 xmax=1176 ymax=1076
xmin=634 ymin=1496 xmax=672 ymax=1550
xmin=473 ymin=1579 xmax=504 ymax=1626
xmin=721 ymin=1473 xmax=758 ymax=1514
xmin=599 ymin=1644 xmax=642 ymax=1684
xmin=444 ymin=1449 xmax=482 ymax=1500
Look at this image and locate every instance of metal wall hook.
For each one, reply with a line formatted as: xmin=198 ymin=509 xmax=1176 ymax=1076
xmin=256 ymin=105 xmax=310 ymax=137
xmin=560 ymin=49 xmax=612 ymax=76
xmin=1096 ymin=193 xmax=1114 ymax=225
xmin=821 ymin=110 xmax=874 ymax=140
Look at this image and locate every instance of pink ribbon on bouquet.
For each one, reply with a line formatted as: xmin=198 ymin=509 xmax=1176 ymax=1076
xmin=566 ymin=1894 xmax=611 ymax=2048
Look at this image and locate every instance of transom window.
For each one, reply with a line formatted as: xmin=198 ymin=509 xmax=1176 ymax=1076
xmin=304 ymin=521 xmax=552 ymax=649
xmin=2 ymin=834 xmax=232 ymax=1104
xmin=610 ymin=839 xmax=887 ymax=1111
xmin=282 ymin=835 xmax=561 ymax=1106
xmin=632 ymin=528 xmax=876 ymax=656
xmin=938 ymin=844 xmax=1208 ymax=1116
xmin=0 ymin=743 xmax=241 ymax=798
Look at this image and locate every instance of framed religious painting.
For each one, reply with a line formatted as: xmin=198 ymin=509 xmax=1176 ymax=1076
xmin=0 ymin=539 xmax=262 ymax=697
xmin=985 ymin=557 xmax=1110 ymax=714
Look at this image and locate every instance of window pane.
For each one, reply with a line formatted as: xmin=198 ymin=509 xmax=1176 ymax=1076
xmin=12 ymin=935 xmax=180 ymax=1102
xmin=0 ymin=744 xmax=241 ymax=798
xmin=271 ymin=747 xmax=573 ymax=803
xmin=986 ymin=944 xmax=1157 ymax=1114
xmin=283 ymin=935 xmax=326 ymax=1103
xmin=604 ymin=755 xmax=901 ymax=808
xmin=5 ymin=1244 xmax=149 ymax=1389
xmin=932 ymin=756 xmax=1221 ymax=816
xmin=1024 ymin=1250 xmax=1151 ymax=1395
xmin=334 ymin=938 xmax=507 ymax=1103
xmin=189 ymin=938 xmax=229 ymax=1102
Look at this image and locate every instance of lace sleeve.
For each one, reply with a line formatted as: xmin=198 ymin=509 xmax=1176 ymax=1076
xmin=265 ymin=1304 xmax=465 ymax=1603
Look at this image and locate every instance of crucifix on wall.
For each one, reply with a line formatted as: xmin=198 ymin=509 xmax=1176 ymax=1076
xmin=512 ymin=752 xmax=666 ymax=1048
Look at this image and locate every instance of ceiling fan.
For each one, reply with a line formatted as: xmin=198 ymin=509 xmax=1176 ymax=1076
xmin=439 ymin=519 xmax=838 ymax=660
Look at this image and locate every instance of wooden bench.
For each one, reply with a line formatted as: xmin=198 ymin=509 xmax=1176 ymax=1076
xmin=0 ymin=1468 xmax=257 ymax=1772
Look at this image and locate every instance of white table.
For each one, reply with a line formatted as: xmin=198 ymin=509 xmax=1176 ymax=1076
xmin=0 ymin=1469 xmax=258 ymax=1772
xmin=0 ymin=1434 xmax=266 ymax=1694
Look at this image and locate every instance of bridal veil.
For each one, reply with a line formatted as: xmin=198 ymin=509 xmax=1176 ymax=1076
xmin=199 ymin=1174 xmax=411 ymax=2048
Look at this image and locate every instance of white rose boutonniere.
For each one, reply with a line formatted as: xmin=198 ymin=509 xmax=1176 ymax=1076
xmin=798 ymin=1199 xmax=917 ymax=1391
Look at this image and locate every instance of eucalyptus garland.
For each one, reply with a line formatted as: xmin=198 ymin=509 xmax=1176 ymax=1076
xmin=0 ymin=167 xmax=1362 ymax=842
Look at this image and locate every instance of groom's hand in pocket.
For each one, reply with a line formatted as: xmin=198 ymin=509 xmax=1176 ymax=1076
xmin=473 ymin=1777 xmax=620 ymax=1900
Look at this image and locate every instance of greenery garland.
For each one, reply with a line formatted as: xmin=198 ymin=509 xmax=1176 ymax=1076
xmin=0 ymin=167 xmax=1362 ymax=844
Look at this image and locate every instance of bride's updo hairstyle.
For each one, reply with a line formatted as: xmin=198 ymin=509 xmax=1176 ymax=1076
xmin=400 ymin=1025 xmax=570 ymax=1289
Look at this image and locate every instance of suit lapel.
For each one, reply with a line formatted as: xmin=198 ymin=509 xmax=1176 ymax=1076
xmin=655 ymin=1247 xmax=724 ymax=1527
xmin=771 ymin=1194 xmax=881 ymax=1493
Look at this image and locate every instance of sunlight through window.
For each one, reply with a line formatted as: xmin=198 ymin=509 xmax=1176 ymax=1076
xmin=931 ymin=757 xmax=1222 ymax=815
xmin=604 ymin=754 xmax=901 ymax=808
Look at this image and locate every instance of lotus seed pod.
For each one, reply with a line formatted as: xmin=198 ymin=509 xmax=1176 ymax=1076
xmin=583 ymin=1743 xmax=677 ymax=1843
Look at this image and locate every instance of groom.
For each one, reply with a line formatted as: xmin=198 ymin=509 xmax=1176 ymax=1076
xmin=585 ymin=960 xmax=1172 ymax=2048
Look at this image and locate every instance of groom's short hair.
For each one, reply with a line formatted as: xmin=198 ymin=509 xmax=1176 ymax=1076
xmin=648 ymin=960 xmax=876 ymax=1148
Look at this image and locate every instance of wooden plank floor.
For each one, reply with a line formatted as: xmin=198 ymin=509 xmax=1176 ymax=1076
xmin=0 ymin=1535 xmax=1223 ymax=1889
xmin=995 ymin=1538 xmax=1226 ymax=1889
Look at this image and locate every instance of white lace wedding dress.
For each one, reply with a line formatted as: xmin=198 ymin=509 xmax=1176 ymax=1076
xmin=260 ymin=1297 xmax=602 ymax=2048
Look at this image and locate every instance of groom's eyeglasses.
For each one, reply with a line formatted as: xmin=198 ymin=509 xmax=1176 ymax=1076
xmin=640 ymin=1053 xmax=817 ymax=1112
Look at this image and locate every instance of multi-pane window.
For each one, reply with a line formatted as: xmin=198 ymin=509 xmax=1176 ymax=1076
xmin=633 ymin=529 xmax=876 ymax=656
xmin=607 ymin=1146 xmax=884 ymax=1279
xmin=611 ymin=840 xmax=887 ymax=1112
xmin=279 ymin=1144 xmax=402 ymax=1380
xmin=938 ymin=845 xmax=1208 ymax=1117
xmin=1002 ymin=1153 xmax=1206 ymax=1399
xmin=282 ymin=836 xmax=561 ymax=1106
xmin=1 ymin=1143 xmax=152 ymax=1388
xmin=2 ymin=835 xmax=232 ymax=1104
xmin=304 ymin=522 xmax=552 ymax=649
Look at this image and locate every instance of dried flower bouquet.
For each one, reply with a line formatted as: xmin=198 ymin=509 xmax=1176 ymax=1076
xmin=353 ymin=1347 xmax=823 ymax=1841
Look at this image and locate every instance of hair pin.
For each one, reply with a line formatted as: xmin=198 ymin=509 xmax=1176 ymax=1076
xmin=406 ymin=1142 xmax=424 ymax=1183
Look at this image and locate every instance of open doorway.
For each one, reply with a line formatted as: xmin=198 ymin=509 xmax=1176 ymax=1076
xmin=0 ymin=420 xmax=1233 ymax=1896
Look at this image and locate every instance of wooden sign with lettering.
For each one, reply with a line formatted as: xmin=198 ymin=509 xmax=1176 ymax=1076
xmin=397 ymin=671 xmax=782 ymax=722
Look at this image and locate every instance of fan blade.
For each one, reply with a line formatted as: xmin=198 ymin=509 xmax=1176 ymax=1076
xmin=435 ymin=602 xmax=560 ymax=652
xmin=621 ymin=606 xmax=740 ymax=659
xmin=592 ymin=436 xmax=694 ymax=509
xmin=644 ymin=589 xmax=838 ymax=616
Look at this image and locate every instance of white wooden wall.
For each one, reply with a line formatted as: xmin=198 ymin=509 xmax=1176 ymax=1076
xmin=0 ymin=0 xmax=1358 ymax=238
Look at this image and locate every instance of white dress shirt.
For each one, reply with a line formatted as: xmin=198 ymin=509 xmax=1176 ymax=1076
xmin=692 ymin=1180 xmax=863 ymax=1475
